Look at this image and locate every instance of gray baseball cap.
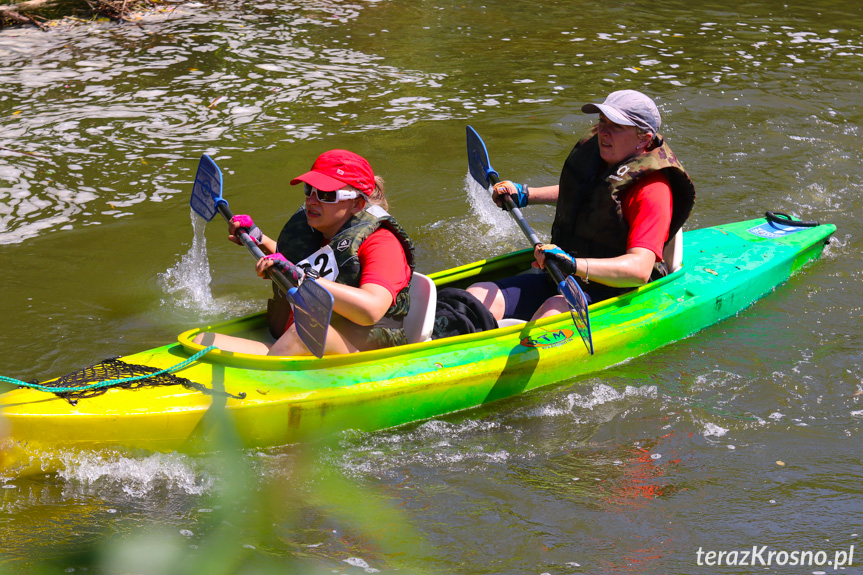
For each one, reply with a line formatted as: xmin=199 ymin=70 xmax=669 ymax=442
xmin=582 ymin=90 xmax=661 ymax=134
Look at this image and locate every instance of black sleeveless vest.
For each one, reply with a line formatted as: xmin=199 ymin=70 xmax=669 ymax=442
xmin=551 ymin=128 xmax=695 ymax=300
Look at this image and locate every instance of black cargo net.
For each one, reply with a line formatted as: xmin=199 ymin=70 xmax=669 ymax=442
xmin=14 ymin=346 xmax=245 ymax=405
xmin=33 ymin=358 xmax=205 ymax=403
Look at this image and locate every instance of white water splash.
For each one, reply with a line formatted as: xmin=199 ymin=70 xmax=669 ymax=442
xmin=157 ymin=210 xmax=270 ymax=319
xmin=417 ymin=172 xmax=528 ymax=268
xmin=343 ymin=557 xmax=380 ymax=573
xmin=464 ymin=172 xmax=521 ymax=234
xmin=702 ymin=422 xmax=729 ymax=438
xmin=513 ymin=383 xmax=660 ymax=425
xmin=333 ymin=418 xmax=513 ymax=478
xmin=159 ymin=210 xmax=216 ymax=311
xmin=56 ymin=450 xmax=214 ymax=497
xmin=569 ymin=383 xmax=659 ymax=411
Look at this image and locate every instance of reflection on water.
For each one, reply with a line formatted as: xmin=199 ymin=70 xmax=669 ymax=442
xmin=2 ymin=1 xmax=861 ymax=243
xmin=1 ymin=0 xmax=452 ymax=242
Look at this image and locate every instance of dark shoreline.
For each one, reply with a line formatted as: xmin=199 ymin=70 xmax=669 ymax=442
xmin=0 ymin=0 xmax=183 ymax=29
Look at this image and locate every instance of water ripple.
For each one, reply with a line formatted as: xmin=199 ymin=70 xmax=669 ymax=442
xmin=0 ymin=2 xmax=449 ymax=242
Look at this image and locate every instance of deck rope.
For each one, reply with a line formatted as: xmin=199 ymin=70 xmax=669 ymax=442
xmin=1 ymin=345 xmax=219 ymax=395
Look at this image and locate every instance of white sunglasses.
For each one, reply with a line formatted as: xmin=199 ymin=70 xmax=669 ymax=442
xmin=303 ymin=183 xmax=360 ymax=203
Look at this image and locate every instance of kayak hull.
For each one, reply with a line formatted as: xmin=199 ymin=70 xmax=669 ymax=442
xmin=0 ymin=216 xmax=836 ymax=453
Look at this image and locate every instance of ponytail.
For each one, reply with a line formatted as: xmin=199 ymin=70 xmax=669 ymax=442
xmin=365 ymin=175 xmax=389 ymax=211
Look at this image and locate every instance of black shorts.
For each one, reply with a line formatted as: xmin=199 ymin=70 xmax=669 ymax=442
xmin=493 ymin=271 xmax=558 ymax=321
xmin=494 ymin=269 xmax=603 ymax=320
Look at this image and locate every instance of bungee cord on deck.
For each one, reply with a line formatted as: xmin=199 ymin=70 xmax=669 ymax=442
xmin=0 ymin=346 xmax=243 ymax=403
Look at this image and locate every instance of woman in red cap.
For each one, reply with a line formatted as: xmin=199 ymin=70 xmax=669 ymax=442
xmin=194 ymin=150 xmax=414 ymax=356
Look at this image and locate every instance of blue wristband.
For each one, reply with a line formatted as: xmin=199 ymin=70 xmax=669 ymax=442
xmin=543 ymin=246 xmax=577 ymax=276
xmin=513 ymin=183 xmax=529 ymax=208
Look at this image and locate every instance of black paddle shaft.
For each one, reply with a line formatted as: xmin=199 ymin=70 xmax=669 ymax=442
xmin=488 ymin=173 xmax=569 ymax=288
xmin=215 ymin=202 xmax=295 ymax=295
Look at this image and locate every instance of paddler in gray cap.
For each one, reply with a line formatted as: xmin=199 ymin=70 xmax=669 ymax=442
xmin=467 ymin=89 xmax=696 ymax=322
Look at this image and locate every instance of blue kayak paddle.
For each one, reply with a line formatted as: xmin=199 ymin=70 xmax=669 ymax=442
xmin=189 ymin=154 xmax=334 ymax=358
xmin=466 ymin=126 xmax=594 ymax=354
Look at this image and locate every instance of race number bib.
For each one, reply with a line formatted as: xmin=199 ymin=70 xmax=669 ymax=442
xmin=297 ymin=245 xmax=339 ymax=281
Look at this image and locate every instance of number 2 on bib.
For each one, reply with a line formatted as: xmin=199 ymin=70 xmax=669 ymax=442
xmin=298 ymin=245 xmax=338 ymax=281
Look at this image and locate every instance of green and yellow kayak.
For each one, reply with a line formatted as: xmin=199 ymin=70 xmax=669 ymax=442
xmin=0 ymin=216 xmax=835 ymax=454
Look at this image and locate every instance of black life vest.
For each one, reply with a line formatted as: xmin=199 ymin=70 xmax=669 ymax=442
xmin=550 ymin=128 xmax=696 ymax=300
xmin=267 ymin=204 xmax=415 ymax=350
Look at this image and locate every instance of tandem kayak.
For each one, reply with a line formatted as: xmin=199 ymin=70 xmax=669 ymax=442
xmin=0 ymin=215 xmax=835 ymax=454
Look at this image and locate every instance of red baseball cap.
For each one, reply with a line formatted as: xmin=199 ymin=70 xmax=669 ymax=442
xmin=290 ymin=150 xmax=375 ymax=194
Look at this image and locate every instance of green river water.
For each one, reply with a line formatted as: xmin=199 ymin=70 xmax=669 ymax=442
xmin=1 ymin=0 xmax=862 ymax=573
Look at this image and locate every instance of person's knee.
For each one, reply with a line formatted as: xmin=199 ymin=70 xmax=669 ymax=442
xmin=467 ymin=282 xmax=497 ymax=304
xmin=531 ymin=295 xmax=569 ymax=320
xmin=467 ymin=282 xmax=505 ymax=320
xmin=268 ymin=324 xmax=354 ymax=356
xmin=268 ymin=326 xmax=306 ymax=356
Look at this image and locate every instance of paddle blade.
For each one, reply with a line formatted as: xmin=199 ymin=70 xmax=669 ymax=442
xmin=466 ymin=125 xmax=499 ymax=188
xmin=190 ymin=154 xmax=226 ymax=222
xmin=288 ymin=281 xmax=334 ymax=359
xmin=562 ymin=276 xmax=594 ymax=355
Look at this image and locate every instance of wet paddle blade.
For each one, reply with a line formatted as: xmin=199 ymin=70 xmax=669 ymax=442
xmin=190 ymin=154 xmax=226 ymax=222
xmin=289 ymin=281 xmax=334 ymax=360
xmin=466 ymin=125 xmax=500 ymax=188
xmin=562 ymin=276 xmax=593 ymax=355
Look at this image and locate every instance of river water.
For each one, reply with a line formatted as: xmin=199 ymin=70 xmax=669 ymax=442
xmin=1 ymin=0 xmax=862 ymax=573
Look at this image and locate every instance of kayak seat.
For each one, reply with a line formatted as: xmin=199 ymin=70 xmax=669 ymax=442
xmin=404 ymin=272 xmax=437 ymax=344
xmin=663 ymin=228 xmax=683 ymax=273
